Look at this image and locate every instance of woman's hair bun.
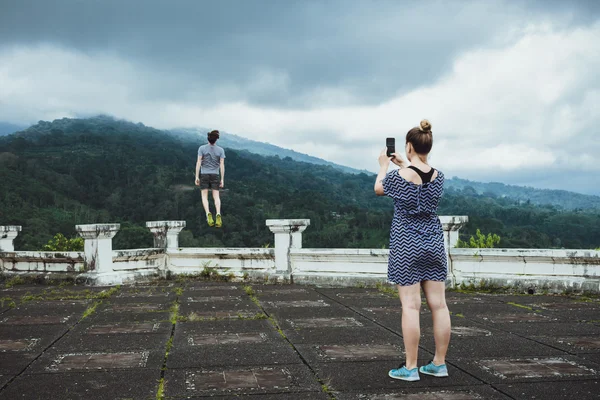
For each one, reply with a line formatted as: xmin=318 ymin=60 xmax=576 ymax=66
xmin=419 ymin=119 xmax=432 ymax=133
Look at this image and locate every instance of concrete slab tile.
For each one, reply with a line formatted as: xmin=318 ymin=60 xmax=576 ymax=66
xmin=335 ymin=385 xmax=512 ymax=399
xmin=448 ymin=303 xmax=542 ymax=316
xmin=0 ymin=324 xmax=69 ymax=348
xmin=184 ymin=393 xmax=330 ymax=399
xmin=2 ymin=302 xmax=87 ymax=316
xmin=183 ymin=286 xmax=241 ymax=297
xmin=263 ymin=300 xmax=332 ymax=308
xmin=315 ymin=288 xmax=386 ymax=297
xmin=111 ymin=293 xmax=175 ymax=304
xmin=454 ymin=356 xmax=600 ymax=384
xmin=533 ymin=335 xmax=600 ymax=354
xmin=174 ymin=327 xmax=282 ymax=348
xmin=84 ymin=321 xmax=172 ymax=335
xmin=164 ymin=365 xmax=321 ymax=397
xmin=186 ymin=295 xmax=244 ymax=303
xmin=0 ymin=369 xmax=159 ymax=399
xmin=296 ymin=344 xmax=403 ymax=364
xmin=578 ymin=353 xmax=600 ymax=365
xmin=0 ymin=374 xmax=11 ymax=388
xmin=0 ymin=352 xmax=38 ymax=374
xmin=421 ymin=333 xmax=565 ymax=358
xmin=313 ymin=360 xmax=481 ymax=392
xmin=104 ymin=302 xmax=170 ymax=313
xmin=179 ymin=300 xmax=259 ymax=314
xmin=495 ymin=380 xmax=600 ymax=399
xmin=281 ymin=325 xmax=403 ymax=346
xmin=27 ymin=350 xmax=164 ymax=374
xmin=536 ymin=309 xmax=600 ymax=323
xmin=470 ymin=312 xmax=556 ymax=324
xmin=91 ymin=311 xmax=171 ymax=324
xmin=167 ymin=342 xmax=302 ymax=368
xmin=254 ymin=287 xmax=312 ymax=295
xmin=268 ymin=306 xmax=367 ymax=321
xmin=0 ymin=314 xmax=75 ymax=325
xmin=491 ymin=322 xmax=600 ymax=337
xmin=254 ymin=285 xmax=315 ymax=293
xmin=185 ymin=282 xmax=241 ymax=289
xmin=0 ymin=338 xmax=41 ymax=352
xmin=179 ymin=310 xmax=265 ymax=321
xmin=52 ymin=330 xmax=170 ymax=352
xmin=176 ymin=319 xmax=273 ymax=333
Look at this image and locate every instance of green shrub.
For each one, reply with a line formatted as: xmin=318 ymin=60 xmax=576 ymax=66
xmin=42 ymin=233 xmax=84 ymax=252
xmin=456 ymin=229 xmax=501 ymax=248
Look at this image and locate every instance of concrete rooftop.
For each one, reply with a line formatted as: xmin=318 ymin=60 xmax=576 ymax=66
xmin=0 ymin=280 xmax=599 ymax=399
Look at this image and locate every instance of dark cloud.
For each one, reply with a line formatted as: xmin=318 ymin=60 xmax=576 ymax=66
xmin=4 ymin=0 xmax=596 ymax=108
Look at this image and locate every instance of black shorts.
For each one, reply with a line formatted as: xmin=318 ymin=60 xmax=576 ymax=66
xmin=200 ymin=174 xmax=220 ymax=190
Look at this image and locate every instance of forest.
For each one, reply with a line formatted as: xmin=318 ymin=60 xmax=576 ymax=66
xmin=0 ymin=116 xmax=598 ymax=251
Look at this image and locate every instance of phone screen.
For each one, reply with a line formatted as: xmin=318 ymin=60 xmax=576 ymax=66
xmin=386 ymin=138 xmax=395 ymax=157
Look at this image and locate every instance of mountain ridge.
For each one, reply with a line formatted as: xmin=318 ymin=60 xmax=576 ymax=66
xmin=1 ymin=115 xmax=598 ymax=251
xmin=6 ymin=115 xmax=600 ymax=211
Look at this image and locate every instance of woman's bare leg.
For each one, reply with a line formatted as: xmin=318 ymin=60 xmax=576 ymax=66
xmin=398 ymin=283 xmax=421 ymax=369
xmin=422 ymin=280 xmax=451 ymax=365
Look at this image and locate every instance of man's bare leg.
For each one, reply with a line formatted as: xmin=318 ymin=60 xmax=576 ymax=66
xmin=201 ymin=189 xmax=210 ymax=215
xmin=212 ymin=190 xmax=221 ymax=216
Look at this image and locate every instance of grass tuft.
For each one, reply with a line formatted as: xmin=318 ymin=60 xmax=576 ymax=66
xmin=81 ymin=301 xmax=102 ymax=321
xmin=376 ymin=282 xmax=397 ymax=298
xmin=507 ymin=302 xmax=534 ymax=311
xmin=5 ymin=276 xmax=25 ymax=288
xmin=156 ymin=378 xmax=165 ymax=400
xmin=0 ymin=296 xmax=16 ymax=308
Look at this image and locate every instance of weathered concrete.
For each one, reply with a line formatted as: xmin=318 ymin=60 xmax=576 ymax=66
xmin=450 ymin=248 xmax=600 ymax=293
xmin=146 ymin=220 xmax=186 ymax=250
xmin=0 ymin=226 xmax=21 ymax=252
xmin=2 ymin=217 xmax=600 ymax=293
xmin=266 ymin=219 xmax=310 ymax=279
xmin=76 ymin=223 xmax=121 ymax=285
xmin=0 ymin=283 xmax=599 ymax=399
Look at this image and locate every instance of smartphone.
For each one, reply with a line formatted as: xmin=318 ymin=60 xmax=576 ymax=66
xmin=386 ymin=137 xmax=395 ymax=157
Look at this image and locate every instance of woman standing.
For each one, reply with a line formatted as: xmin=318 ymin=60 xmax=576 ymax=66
xmin=374 ymin=119 xmax=451 ymax=382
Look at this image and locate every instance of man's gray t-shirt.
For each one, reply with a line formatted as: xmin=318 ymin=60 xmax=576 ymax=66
xmin=198 ymin=144 xmax=226 ymax=175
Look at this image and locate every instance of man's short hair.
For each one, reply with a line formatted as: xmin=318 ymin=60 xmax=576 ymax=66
xmin=208 ymin=130 xmax=219 ymax=144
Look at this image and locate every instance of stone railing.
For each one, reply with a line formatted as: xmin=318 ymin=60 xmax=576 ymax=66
xmin=1 ymin=216 xmax=599 ymax=293
xmin=449 ymin=248 xmax=600 ymax=293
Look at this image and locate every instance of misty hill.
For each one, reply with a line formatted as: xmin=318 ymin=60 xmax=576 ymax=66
xmin=0 ymin=122 xmax=27 ymax=136
xmin=1 ymin=116 xmax=598 ymax=251
xmin=444 ymin=178 xmax=600 ymax=211
xmin=9 ymin=115 xmax=600 ymax=212
xmin=168 ymin=127 xmax=367 ymax=175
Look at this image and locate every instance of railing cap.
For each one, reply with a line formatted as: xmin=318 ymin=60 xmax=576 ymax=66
xmin=76 ymin=223 xmax=120 ymax=239
xmin=146 ymin=221 xmax=186 ymax=229
xmin=0 ymin=226 xmax=22 ymax=233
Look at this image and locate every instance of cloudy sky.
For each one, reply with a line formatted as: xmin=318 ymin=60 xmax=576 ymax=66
xmin=1 ymin=0 xmax=599 ymax=194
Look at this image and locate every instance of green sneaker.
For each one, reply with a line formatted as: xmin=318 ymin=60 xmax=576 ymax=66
xmin=215 ymin=214 xmax=222 ymax=228
xmin=207 ymin=213 xmax=215 ymax=227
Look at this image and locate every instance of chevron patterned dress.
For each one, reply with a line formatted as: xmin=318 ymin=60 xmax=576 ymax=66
xmin=382 ymin=169 xmax=447 ymax=286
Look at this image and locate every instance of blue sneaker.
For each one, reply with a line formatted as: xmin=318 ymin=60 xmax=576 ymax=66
xmin=388 ymin=363 xmax=420 ymax=381
xmin=419 ymin=360 xmax=449 ymax=377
